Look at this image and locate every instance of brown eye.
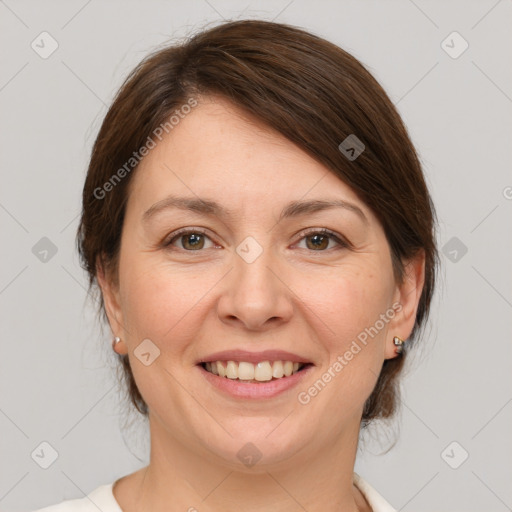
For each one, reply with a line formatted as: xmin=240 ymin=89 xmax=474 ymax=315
xmin=296 ymin=229 xmax=348 ymax=251
xmin=180 ymin=232 xmax=205 ymax=250
xmin=305 ymin=233 xmax=330 ymax=250
xmin=165 ymin=229 xmax=214 ymax=251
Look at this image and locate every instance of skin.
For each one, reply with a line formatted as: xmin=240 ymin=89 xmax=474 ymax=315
xmin=98 ymin=95 xmax=425 ymax=512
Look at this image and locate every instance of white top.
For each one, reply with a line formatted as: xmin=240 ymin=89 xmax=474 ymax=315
xmin=31 ymin=472 xmax=396 ymax=512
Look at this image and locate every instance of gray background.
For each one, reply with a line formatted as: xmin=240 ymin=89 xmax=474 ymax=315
xmin=1 ymin=0 xmax=511 ymax=511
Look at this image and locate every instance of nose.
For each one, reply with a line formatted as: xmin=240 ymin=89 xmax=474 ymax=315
xmin=216 ymin=242 xmax=294 ymax=331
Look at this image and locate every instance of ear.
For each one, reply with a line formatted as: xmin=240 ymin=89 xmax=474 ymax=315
xmin=96 ymin=256 xmax=128 ymax=355
xmin=384 ymin=250 xmax=426 ymax=360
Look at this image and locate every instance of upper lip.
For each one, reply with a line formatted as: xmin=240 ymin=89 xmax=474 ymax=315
xmin=198 ymin=349 xmax=313 ymax=365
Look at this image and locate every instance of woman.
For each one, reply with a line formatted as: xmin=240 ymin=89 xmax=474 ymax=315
xmin=33 ymin=19 xmax=438 ymax=512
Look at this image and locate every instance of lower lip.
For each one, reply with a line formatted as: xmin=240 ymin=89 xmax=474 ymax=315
xmin=197 ymin=364 xmax=313 ymax=399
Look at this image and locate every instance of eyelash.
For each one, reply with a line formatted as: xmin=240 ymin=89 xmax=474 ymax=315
xmin=163 ymin=227 xmax=349 ymax=252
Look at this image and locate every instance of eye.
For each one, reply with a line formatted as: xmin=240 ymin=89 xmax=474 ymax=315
xmin=295 ymin=228 xmax=349 ymax=251
xmin=163 ymin=227 xmax=349 ymax=252
xmin=164 ymin=228 xmax=217 ymax=251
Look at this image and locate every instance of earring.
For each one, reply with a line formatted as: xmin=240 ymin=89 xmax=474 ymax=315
xmin=393 ymin=336 xmax=404 ymax=355
xmin=112 ymin=336 xmax=121 ymax=351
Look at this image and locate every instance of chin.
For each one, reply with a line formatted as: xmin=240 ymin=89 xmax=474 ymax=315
xmin=196 ymin=421 xmax=312 ymax=472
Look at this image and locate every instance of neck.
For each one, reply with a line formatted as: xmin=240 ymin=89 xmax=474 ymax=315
xmin=115 ymin=414 xmax=369 ymax=512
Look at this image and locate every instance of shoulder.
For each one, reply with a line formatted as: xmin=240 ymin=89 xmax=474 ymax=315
xmin=30 ymin=483 xmax=122 ymax=512
xmin=353 ymin=472 xmax=397 ymax=512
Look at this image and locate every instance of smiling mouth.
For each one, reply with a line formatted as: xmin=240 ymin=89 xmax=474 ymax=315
xmin=200 ymin=360 xmax=312 ymax=382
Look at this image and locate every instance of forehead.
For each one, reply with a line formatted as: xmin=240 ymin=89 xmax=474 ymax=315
xmin=126 ymin=96 xmax=373 ymax=223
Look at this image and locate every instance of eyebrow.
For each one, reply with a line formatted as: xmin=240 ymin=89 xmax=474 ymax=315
xmin=142 ymin=195 xmax=368 ymax=225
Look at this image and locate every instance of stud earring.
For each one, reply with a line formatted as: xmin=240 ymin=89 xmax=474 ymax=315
xmin=393 ymin=336 xmax=405 ymax=355
xmin=112 ymin=336 xmax=121 ymax=351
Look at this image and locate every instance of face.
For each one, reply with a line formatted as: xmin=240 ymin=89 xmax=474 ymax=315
xmin=100 ymin=95 xmax=423 ymax=471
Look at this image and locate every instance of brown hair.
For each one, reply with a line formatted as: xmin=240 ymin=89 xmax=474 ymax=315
xmin=77 ymin=19 xmax=438 ymax=423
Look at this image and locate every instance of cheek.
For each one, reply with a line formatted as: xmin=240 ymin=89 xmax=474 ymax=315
xmin=116 ymin=256 xmax=209 ymax=407
xmin=303 ymin=263 xmax=392 ymax=347
xmin=295 ymin=269 xmax=392 ymax=420
xmin=118 ymin=251 xmax=176 ymax=336
xmin=118 ymin=253 xmax=219 ymax=346
xmin=121 ymin=268 xmax=170 ymax=337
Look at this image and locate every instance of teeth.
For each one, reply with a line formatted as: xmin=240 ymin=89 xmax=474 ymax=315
xmin=272 ymin=360 xmax=284 ymax=378
xmin=204 ymin=360 xmax=305 ymax=381
xmin=238 ymin=362 xmax=255 ymax=380
xmin=254 ymin=361 xmax=272 ymax=381
xmin=226 ymin=361 xmax=238 ymax=379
